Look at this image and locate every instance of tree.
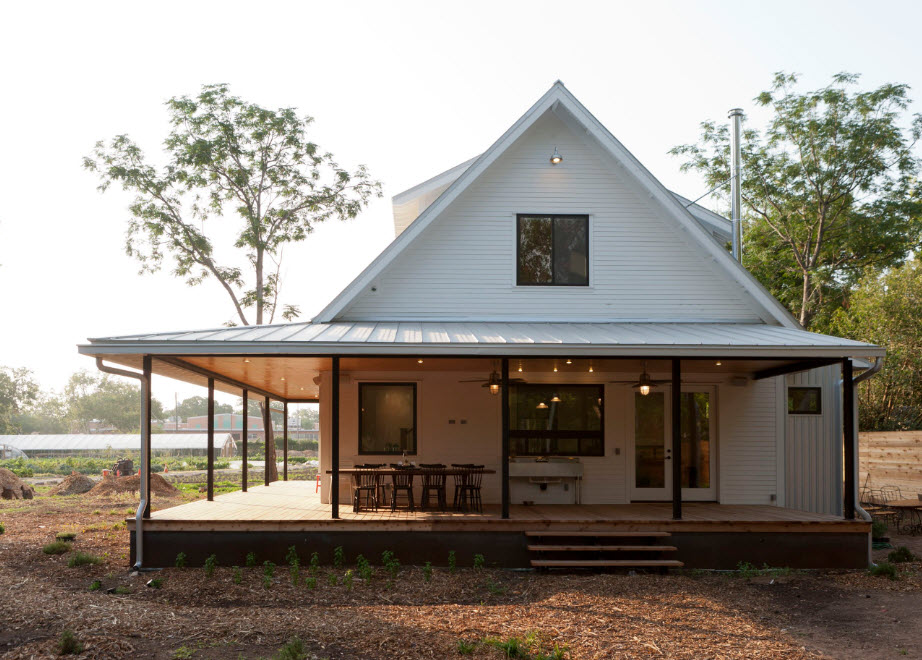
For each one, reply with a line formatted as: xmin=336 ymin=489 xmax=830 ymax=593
xmin=671 ymin=72 xmax=922 ymax=329
xmin=0 ymin=366 xmax=39 ymax=434
xmin=65 ymin=371 xmax=166 ymax=433
xmin=831 ymin=260 xmax=922 ymax=431
xmin=85 ymin=84 xmax=380 ymax=479
xmin=174 ymin=395 xmax=232 ymax=421
xmin=15 ymin=393 xmax=68 ymax=435
xmin=298 ymin=406 xmax=319 ymax=429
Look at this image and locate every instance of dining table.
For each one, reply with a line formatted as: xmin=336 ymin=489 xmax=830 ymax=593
xmin=884 ymin=499 xmax=922 ymax=535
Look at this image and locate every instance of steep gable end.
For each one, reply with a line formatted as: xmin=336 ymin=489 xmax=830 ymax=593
xmin=315 ymin=82 xmax=798 ymax=327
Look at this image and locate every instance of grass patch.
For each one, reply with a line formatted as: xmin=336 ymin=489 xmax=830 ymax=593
xmin=68 ymin=551 xmax=103 ymax=567
xmin=274 ymin=637 xmax=309 ymax=660
xmin=55 ymin=531 xmax=77 ymax=541
xmin=172 ymin=646 xmax=195 ymax=659
xmin=481 ymin=632 xmax=567 ymax=659
xmin=457 ymin=638 xmax=477 ymax=655
xmin=888 ymin=546 xmax=918 ymax=563
xmin=147 ymin=577 xmax=164 ymax=589
xmin=113 ymin=585 xmax=131 ymax=595
xmin=735 ymin=561 xmax=793 ymax=579
xmin=88 ymin=580 xmax=102 ymax=592
xmin=57 ymin=630 xmax=83 ymax=655
xmin=43 ymin=540 xmax=72 ymax=555
xmin=870 ymin=561 xmax=899 ymax=580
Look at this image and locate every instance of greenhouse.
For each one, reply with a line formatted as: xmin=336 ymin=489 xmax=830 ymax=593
xmin=0 ymin=433 xmax=236 ymax=458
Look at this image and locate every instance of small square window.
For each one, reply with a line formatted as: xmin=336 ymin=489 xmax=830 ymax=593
xmin=517 ymin=214 xmax=589 ymax=286
xmin=788 ymin=387 xmax=822 ymax=415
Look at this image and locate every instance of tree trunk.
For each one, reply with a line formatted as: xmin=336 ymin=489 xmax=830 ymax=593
xmin=260 ymin=400 xmax=279 ymax=482
xmin=799 ymin=270 xmax=811 ymax=327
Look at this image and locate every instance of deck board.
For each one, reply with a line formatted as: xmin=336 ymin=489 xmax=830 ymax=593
xmin=134 ymin=481 xmax=869 ymax=533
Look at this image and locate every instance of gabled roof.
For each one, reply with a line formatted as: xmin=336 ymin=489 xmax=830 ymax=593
xmin=313 ymin=81 xmax=798 ymax=328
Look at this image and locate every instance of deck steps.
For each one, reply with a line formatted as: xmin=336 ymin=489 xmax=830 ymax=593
xmin=526 ymin=530 xmax=682 ymax=569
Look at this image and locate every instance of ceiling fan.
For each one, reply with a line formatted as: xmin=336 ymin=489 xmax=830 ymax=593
xmin=608 ymin=361 xmax=673 ymax=396
xmin=459 ymin=364 xmax=526 ymax=394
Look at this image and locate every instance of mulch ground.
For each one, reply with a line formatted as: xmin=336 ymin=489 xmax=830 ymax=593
xmin=2 ymin=490 xmax=921 ymax=659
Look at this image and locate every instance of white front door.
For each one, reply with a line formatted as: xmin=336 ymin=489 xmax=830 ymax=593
xmin=629 ymin=386 xmax=717 ymax=501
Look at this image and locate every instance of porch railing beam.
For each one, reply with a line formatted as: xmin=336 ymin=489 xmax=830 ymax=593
xmin=331 ymin=356 xmax=340 ymax=519
xmin=672 ymin=358 xmax=682 ymax=520
xmin=501 ymin=357 xmax=510 ymax=520
xmin=283 ymin=401 xmax=289 ymax=481
xmin=842 ymin=358 xmax=855 ymax=520
xmin=263 ymin=396 xmax=271 ymax=487
xmin=241 ymin=390 xmax=248 ymax=493
xmin=207 ymin=378 xmax=214 ymax=501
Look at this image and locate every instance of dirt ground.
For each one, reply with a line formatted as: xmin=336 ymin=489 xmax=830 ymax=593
xmin=1 ymin=491 xmax=921 ymax=659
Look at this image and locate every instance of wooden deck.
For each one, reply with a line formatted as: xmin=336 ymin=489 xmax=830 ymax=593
xmin=134 ymin=480 xmax=868 ymax=533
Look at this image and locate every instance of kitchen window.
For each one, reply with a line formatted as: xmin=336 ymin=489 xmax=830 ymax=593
xmin=517 ymin=214 xmax=589 ymax=285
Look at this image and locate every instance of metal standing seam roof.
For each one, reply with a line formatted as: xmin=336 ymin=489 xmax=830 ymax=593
xmin=80 ymin=321 xmax=884 ymax=358
xmin=0 ymin=434 xmax=236 ymax=452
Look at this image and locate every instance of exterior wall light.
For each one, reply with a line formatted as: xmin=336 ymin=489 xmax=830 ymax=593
xmin=550 ymin=146 xmax=563 ymax=165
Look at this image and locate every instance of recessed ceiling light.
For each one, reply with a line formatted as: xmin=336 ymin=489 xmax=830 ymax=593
xmin=417 ymin=359 xmax=424 ymax=364
xmin=243 ymin=359 xmax=251 ymax=363
xmin=553 ymin=366 xmax=558 ymax=373
xmin=566 ymin=359 xmax=572 ymax=365
xmin=715 ymin=361 xmax=722 ymax=366
xmin=281 ymin=377 xmax=286 ymax=381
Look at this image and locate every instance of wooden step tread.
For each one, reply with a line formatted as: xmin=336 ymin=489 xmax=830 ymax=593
xmin=525 ymin=531 xmax=671 ymax=538
xmin=527 ymin=544 xmax=678 ymax=552
xmin=530 ymin=559 xmax=684 ymax=568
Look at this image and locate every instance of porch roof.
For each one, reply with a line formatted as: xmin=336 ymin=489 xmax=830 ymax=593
xmin=80 ymin=321 xmax=882 ymax=359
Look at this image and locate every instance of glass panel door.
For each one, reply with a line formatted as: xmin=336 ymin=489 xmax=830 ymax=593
xmin=680 ymin=387 xmax=716 ymax=500
xmin=630 ymin=391 xmax=671 ymax=500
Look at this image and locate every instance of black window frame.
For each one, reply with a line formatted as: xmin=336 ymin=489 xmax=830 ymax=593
xmin=358 ymin=381 xmax=418 ymax=455
xmin=787 ymin=386 xmax=822 ymax=415
xmin=508 ymin=383 xmax=604 ymax=457
xmin=516 ymin=213 xmax=590 ymax=286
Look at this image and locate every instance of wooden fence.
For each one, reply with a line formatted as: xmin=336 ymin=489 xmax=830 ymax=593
xmin=859 ymin=431 xmax=922 ymax=498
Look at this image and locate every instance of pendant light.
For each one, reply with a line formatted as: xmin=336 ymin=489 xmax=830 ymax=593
xmin=633 ymin=361 xmax=656 ymax=397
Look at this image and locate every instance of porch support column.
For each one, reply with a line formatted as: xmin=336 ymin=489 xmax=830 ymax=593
xmin=331 ymin=356 xmax=340 ymax=519
xmin=671 ymin=359 xmax=682 ymax=520
xmin=501 ymin=357 xmax=510 ymax=520
xmin=263 ymin=396 xmax=271 ymax=486
xmin=241 ymin=390 xmax=248 ymax=493
xmin=142 ymin=355 xmax=152 ymax=518
xmin=842 ymin=358 xmax=856 ymax=520
xmin=283 ymin=401 xmax=289 ymax=481
xmin=207 ymin=378 xmax=214 ymax=501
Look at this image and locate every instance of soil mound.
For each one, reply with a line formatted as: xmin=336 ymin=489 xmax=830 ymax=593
xmin=88 ymin=472 xmax=180 ymax=497
xmin=50 ymin=474 xmax=96 ymax=496
xmin=0 ymin=467 xmax=35 ymax=500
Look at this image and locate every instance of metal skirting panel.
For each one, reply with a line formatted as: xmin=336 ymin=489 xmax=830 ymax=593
xmin=130 ymin=529 xmax=868 ymax=570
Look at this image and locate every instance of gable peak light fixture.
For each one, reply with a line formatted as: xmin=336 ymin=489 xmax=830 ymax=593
xmin=550 ymin=146 xmax=563 ymax=165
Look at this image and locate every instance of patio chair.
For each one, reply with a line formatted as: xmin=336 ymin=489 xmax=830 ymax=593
xmin=457 ymin=465 xmax=485 ymax=513
xmin=389 ymin=464 xmax=416 ymax=512
xmin=419 ymin=464 xmax=447 ymax=512
xmin=356 ymin=464 xmax=388 ymax=506
xmin=351 ymin=469 xmax=380 ymax=513
xmin=451 ymin=464 xmax=477 ymax=510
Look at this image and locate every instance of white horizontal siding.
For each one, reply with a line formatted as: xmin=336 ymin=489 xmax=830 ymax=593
xmin=719 ymin=378 xmax=778 ymax=504
xmin=338 ymin=111 xmax=764 ymax=323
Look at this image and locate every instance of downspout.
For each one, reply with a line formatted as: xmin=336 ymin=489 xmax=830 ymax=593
xmin=851 ymin=357 xmax=882 ymax=523
xmin=96 ymin=357 xmax=149 ymax=571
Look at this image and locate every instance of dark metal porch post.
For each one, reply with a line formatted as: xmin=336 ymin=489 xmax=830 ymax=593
xmin=501 ymin=357 xmax=510 ymax=519
xmin=843 ymin=358 xmax=856 ymax=520
xmin=142 ymin=355 xmax=152 ymax=518
xmin=283 ymin=401 xmax=289 ymax=481
xmin=207 ymin=378 xmax=214 ymax=501
xmin=331 ymin=356 xmax=340 ymax=519
xmin=241 ymin=390 xmax=248 ymax=492
xmin=264 ymin=396 xmax=271 ymax=486
xmin=672 ymin=359 xmax=682 ymax=520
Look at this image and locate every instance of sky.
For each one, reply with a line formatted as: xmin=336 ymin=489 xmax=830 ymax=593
xmin=1 ymin=0 xmax=921 ymax=406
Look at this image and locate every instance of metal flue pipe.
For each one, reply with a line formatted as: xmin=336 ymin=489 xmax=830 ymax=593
xmin=728 ymin=108 xmax=744 ymax=262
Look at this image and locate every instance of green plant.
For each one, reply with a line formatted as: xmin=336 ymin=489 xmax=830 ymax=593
xmin=870 ymin=561 xmax=899 ymax=580
xmin=309 ymin=551 xmax=320 ymax=575
xmin=57 ymin=630 xmax=84 ymax=656
xmin=888 ymin=546 xmax=918 ymax=563
xmin=327 ymin=571 xmax=338 ymax=586
xmin=872 ymin=519 xmax=888 ymax=539
xmin=43 ymin=540 xmax=72 ymax=555
xmin=286 ymin=546 xmax=300 ymax=585
xmin=263 ymin=561 xmax=276 ymax=589
xmin=246 ymin=551 xmax=257 ymax=567
xmin=356 ymin=554 xmax=373 ymax=581
xmin=147 ymin=577 xmax=163 ymax=589
xmin=333 ymin=545 xmax=345 ymax=569
xmin=448 ymin=550 xmax=456 ymax=573
xmin=274 ymin=636 xmax=308 ymax=660
xmin=175 ymin=552 xmax=187 ymax=569
xmin=204 ymin=554 xmax=217 ymax=577
xmin=343 ymin=568 xmax=354 ymax=591
xmin=172 ymin=646 xmax=195 ymax=660
xmin=483 ymin=636 xmax=524 ymax=657
xmin=233 ymin=566 xmax=242 ymax=584
xmin=0 ymin=521 xmax=4 ymax=535
xmin=88 ymin=580 xmax=102 ymax=592
xmin=423 ymin=561 xmax=432 ymax=583
xmin=485 ymin=578 xmax=507 ymax=596
xmin=55 ymin=531 xmax=77 ymax=542
xmin=305 ymin=576 xmax=317 ymax=590
xmin=473 ymin=553 xmax=485 ymax=570
xmin=113 ymin=585 xmax=131 ymax=595
xmin=456 ymin=638 xmax=476 ymax=655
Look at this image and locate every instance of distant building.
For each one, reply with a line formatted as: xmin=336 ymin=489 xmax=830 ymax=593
xmin=185 ymin=413 xmax=265 ymax=442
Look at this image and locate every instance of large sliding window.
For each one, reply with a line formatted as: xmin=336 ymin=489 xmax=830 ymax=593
xmin=509 ymin=384 xmax=603 ymax=456
xmin=358 ymin=383 xmax=417 ymax=455
xmin=517 ymin=214 xmax=589 ymax=285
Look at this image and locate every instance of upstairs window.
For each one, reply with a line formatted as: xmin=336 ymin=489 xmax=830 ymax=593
xmin=517 ymin=214 xmax=589 ymax=286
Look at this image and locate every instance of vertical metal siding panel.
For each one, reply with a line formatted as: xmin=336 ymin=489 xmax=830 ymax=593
xmin=719 ymin=379 xmax=777 ymax=505
xmin=337 ymin=112 xmax=764 ymax=322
